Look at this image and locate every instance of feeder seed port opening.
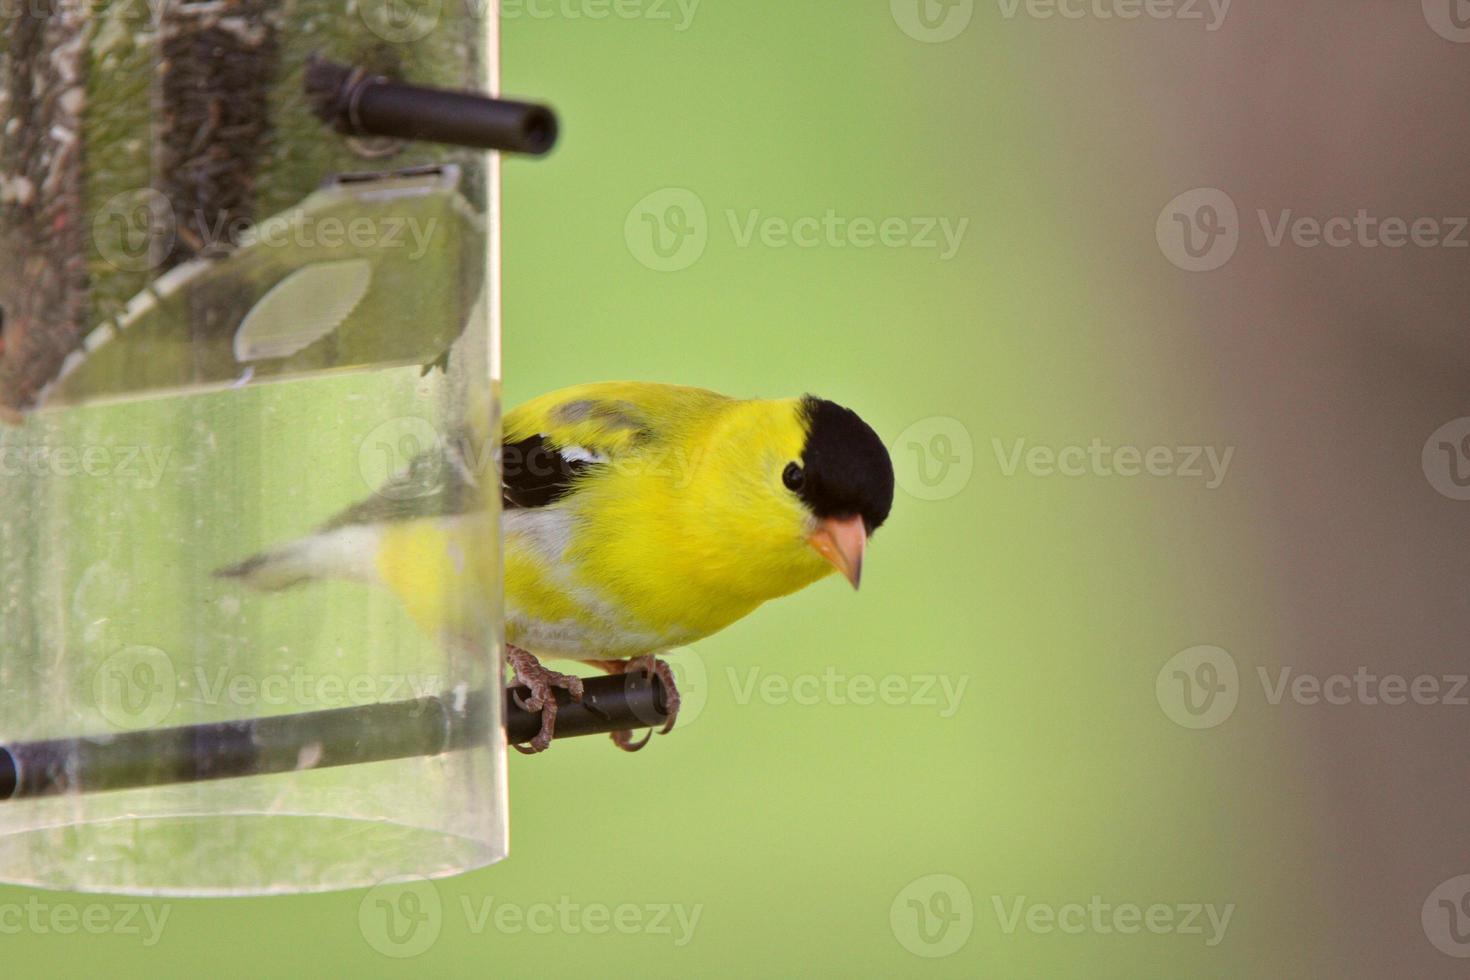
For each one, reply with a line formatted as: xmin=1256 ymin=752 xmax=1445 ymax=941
xmin=0 ymin=3 xmax=563 ymax=896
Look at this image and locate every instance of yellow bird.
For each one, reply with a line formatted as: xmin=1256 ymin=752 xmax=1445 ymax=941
xmin=218 ymin=382 xmax=895 ymax=752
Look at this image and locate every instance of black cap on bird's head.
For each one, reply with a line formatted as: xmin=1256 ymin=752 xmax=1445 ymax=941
xmin=789 ymin=396 xmax=894 ymax=590
xmin=796 ymin=397 xmax=895 ymax=531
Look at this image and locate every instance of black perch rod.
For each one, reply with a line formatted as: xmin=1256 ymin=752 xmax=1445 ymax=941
xmin=305 ymin=55 xmax=558 ymax=155
xmin=0 ymin=672 xmax=668 ymax=802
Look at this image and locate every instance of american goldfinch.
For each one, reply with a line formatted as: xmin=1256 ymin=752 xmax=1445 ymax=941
xmin=219 ymin=381 xmax=895 ymax=752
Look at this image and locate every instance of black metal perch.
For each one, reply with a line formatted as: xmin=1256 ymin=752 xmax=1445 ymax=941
xmin=0 ymin=671 xmax=669 ymax=802
xmin=305 ymin=55 xmax=559 ymax=155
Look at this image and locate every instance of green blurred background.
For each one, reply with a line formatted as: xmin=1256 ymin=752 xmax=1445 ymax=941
xmin=10 ymin=0 xmax=1470 ymax=976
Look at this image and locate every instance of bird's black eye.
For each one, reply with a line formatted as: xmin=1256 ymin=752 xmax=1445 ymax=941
xmin=782 ymin=462 xmax=805 ymax=491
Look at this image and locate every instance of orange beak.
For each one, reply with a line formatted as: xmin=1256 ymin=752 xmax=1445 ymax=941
xmin=806 ymin=515 xmax=868 ymax=589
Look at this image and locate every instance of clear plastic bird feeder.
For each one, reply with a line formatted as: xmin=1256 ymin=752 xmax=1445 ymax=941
xmin=0 ymin=1 xmax=525 ymax=895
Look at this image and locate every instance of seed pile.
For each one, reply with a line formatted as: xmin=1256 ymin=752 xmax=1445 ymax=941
xmin=157 ymin=0 xmax=280 ymax=269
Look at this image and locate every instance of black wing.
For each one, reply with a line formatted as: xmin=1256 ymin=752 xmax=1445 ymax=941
xmin=317 ymin=428 xmax=599 ymax=531
xmin=500 ymin=433 xmax=597 ymax=509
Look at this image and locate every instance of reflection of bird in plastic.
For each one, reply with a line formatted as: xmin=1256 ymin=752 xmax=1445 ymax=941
xmin=218 ymin=381 xmax=895 ymax=753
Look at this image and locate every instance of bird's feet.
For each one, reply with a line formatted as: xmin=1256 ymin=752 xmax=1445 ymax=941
xmin=589 ymin=655 xmax=681 ymax=752
xmin=507 ymin=646 xmax=584 ymax=753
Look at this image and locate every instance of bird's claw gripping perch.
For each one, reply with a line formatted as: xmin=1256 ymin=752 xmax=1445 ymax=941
xmin=505 ymin=650 xmax=677 ymax=753
xmin=603 ymin=655 xmax=680 ymax=752
xmin=507 ymin=646 xmax=584 ymax=754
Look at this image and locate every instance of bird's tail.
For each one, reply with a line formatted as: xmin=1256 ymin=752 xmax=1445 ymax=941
xmin=214 ymin=526 xmax=383 ymax=592
xmin=213 ymin=544 xmax=315 ymax=592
